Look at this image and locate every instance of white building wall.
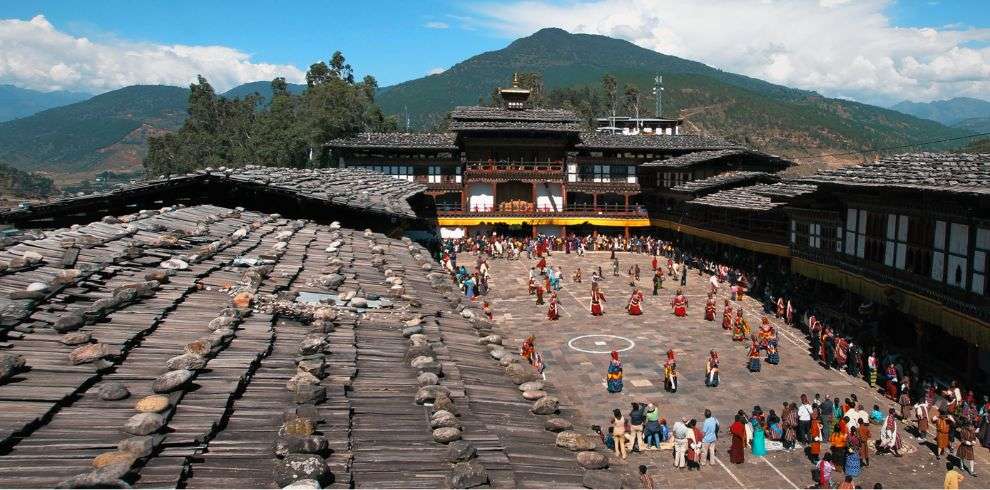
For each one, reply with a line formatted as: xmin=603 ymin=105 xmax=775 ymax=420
xmin=467 ymin=183 xmax=494 ymax=212
xmin=535 ymin=183 xmax=563 ymax=212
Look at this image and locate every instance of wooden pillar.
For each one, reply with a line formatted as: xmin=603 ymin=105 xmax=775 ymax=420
xmin=593 ymin=193 xmax=598 ymax=210
xmin=460 ymin=191 xmax=466 ymax=212
xmin=561 ymin=226 xmax=567 ymax=238
xmin=490 ymin=183 xmax=497 ymax=212
xmin=531 ymin=225 xmax=537 ymax=238
xmin=531 ymin=183 xmax=537 ymax=209
xmin=624 ymin=194 xmax=630 ymax=212
xmin=624 ymin=226 xmax=630 ymax=241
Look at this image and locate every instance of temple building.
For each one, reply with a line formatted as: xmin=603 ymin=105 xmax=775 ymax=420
xmin=327 ymin=75 xmax=784 ymax=239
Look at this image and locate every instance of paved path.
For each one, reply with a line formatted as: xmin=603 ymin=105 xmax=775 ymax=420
xmin=486 ymin=251 xmax=988 ymax=489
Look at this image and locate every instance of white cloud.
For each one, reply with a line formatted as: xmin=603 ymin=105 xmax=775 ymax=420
xmin=427 ymin=67 xmax=446 ymax=75
xmin=0 ymin=15 xmax=305 ymax=93
xmin=469 ymin=0 xmax=990 ymax=105
xmin=425 ymin=21 xmax=450 ymax=29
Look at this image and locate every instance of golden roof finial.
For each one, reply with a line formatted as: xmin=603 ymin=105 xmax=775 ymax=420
xmin=512 ymin=72 xmax=519 ymax=87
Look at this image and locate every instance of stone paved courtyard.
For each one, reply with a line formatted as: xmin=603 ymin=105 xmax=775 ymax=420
xmin=486 ymin=251 xmax=989 ymax=488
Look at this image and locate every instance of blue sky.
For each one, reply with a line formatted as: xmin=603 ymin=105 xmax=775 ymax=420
xmin=1 ymin=1 xmax=988 ymax=104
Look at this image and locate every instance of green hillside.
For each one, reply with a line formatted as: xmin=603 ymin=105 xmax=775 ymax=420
xmin=0 ymin=162 xmax=55 ymax=198
xmin=223 ymin=81 xmax=306 ymax=102
xmin=377 ymin=28 xmax=972 ymax=156
xmin=0 ymin=85 xmax=188 ymax=173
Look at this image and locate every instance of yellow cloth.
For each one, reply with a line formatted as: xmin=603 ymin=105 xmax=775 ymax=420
xmin=944 ymin=470 xmax=963 ymax=489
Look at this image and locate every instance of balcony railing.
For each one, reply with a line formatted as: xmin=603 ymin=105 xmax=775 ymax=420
xmin=435 ymin=202 xmax=648 ymax=218
xmin=463 ymin=160 xmax=564 ymax=178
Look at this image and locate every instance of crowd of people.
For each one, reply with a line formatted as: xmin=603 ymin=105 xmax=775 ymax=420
xmin=436 ymin=231 xmax=990 ymax=488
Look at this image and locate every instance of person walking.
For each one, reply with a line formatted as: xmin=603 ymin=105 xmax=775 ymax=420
xmin=701 ymin=409 xmax=719 ymax=466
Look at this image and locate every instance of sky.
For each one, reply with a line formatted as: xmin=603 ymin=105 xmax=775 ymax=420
xmin=0 ymin=0 xmax=987 ymax=106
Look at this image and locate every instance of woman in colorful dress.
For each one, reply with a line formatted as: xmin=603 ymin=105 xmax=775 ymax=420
xmin=721 ymin=300 xmax=733 ymax=330
xmin=590 ymin=283 xmax=606 ymax=316
xmin=547 ymin=292 xmax=560 ymax=321
xmin=846 ymin=429 xmax=862 ymax=477
xmin=671 ymin=289 xmax=688 ymax=317
xmin=747 ymin=336 xmax=761 ymax=372
xmin=626 ymin=288 xmax=643 ymax=316
xmin=606 ymin=350 xmax=623 ymax=393
xmin=879 ymin=408 xmax=902 ymax=456
xmin=751 ymin=411 xmax=767 ymax=457
xmin=705 ymin=350 xmax=720 ymax=387
xmin=776 ymin=297 xmax=786 ymax=318
xmin=704 ymin=293 xmax=716 ymax=321
xmin=867 ymin=350 xmax=878 ymax=387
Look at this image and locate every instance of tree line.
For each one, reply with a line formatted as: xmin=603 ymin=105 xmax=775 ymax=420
xmin=0 ymin=162 xmax=55 ymax=199
xmin=144 ymin=52 xmax=397 ymax=175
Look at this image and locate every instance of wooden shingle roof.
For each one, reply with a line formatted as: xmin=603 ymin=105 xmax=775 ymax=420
xmin=575 ymin=132 xmax=739 ymax=151
xmin=798 ymin=152 xmax=990 ymax=196
xmin=670 ymin=171 xmax=778 ymax=195
xmin=449 ymin=106 xmax=582 ymax=132
xmin=1 ymin=166 xmax=428 ymax=222
xmin=326 ymin=132 xmax=458 ymax=151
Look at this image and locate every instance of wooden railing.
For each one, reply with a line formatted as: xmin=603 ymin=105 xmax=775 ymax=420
xmin=435 ymin=202 xmax=647 ymax=218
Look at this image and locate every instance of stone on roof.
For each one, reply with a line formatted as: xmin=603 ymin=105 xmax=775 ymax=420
xmin=0 ymin=204 xmax=592 ymax=488
xmin=326 ymin=132 xmax=458 ymax=150
xmin=798 ymin=152 xmax=990 ymax=196
xmin=670 ymin=171 xmax=777 ymax=195
xmin=575 ymin=132 xmax=739 ymax=151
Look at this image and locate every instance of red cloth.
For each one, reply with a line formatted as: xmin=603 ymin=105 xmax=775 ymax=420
xmin=729 ymin=421 xmax=746 ymax=464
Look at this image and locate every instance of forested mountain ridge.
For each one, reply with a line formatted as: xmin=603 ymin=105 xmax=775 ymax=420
xmin=376 ymin=28 xmax=972 ymax=159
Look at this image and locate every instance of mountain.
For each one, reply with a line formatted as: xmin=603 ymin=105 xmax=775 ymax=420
xmin=0 ymin=81 xmax=291 ymax=180
xmin=0 ymin=84 xmax=91 ymax=122
xmin=0 ymin=85 xmax=189 ymax=176
xmin=952 ymin=117 xmax=990 ymax=134
xmin=223 ymin=81 xmax=306 ymax=102
xmin=377 ymin=28 xmax=972 ymax=159
xmin=891 ymin=97 xmax=990 ymax=126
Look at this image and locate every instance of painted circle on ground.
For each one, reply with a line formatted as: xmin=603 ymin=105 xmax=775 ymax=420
xmin=567 ymin=334 xmax=636 ymax=354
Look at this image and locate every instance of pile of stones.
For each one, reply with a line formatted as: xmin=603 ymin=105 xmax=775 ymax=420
xmin=406 ymin=242 xmax=489 ymax=489
xmin=57 ymin=221 xmax=277 ymax=488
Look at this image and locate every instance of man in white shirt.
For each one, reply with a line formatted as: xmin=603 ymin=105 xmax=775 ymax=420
xmin=798 ymin=394 xmax=814 ymax=444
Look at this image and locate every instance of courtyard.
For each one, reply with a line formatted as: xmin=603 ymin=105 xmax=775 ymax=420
xmin=486 ymin=250 xmax=987 ymax=488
